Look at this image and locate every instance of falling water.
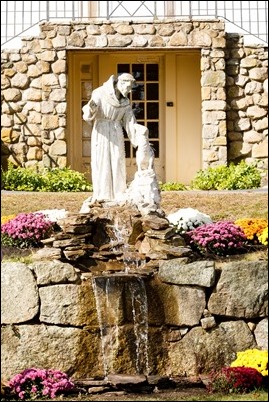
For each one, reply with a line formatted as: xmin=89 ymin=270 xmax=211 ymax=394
xmin=128 ymin=276 xmax=149 ymax=374
xmin=109 ymin=219 xmax=145 ymax=273
xmin=92 ymin=276 xmax=121 ymax=377
xmin=92 ymin=274 xmax=149 ymax=377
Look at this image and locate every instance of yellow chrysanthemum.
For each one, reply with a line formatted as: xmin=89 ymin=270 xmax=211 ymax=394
xmin=1 ymin=215 xmax=16 ymax=225
xmin=258 ymin=227 xmax=268 ymax=246
xmin=231 ymin=348 xmax=268 ymax=376
xmin=234 ymin=218 xmax=268 ymax=243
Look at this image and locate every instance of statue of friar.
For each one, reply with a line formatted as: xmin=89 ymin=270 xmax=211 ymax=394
xmin=80 ymin=73 xmax=161 ymax=214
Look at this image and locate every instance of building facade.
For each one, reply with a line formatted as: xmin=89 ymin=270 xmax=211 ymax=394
xmin=1 ymin=2 xmax=268 ymax=185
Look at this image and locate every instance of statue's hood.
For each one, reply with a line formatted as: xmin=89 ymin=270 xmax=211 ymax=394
xmin=102 ymin=75 xmax=130 ymax=108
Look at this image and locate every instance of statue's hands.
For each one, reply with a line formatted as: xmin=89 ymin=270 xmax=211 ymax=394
xmin=89 ymin=99 xmax=98 ymax=112
xmin=82 ymin=100 xmax=97 ymax=122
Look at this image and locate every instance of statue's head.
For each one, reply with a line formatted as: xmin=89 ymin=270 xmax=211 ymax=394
xmin=116 ymin=73 xmax=136 ymax=97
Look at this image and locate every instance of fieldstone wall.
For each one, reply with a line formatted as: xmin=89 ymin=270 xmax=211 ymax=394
xmin=225 ymin=34 xmax=268 ymax=184
xmin=1 ymin=19 xmax=268 ymax=184
xmin=1 ymin=204 xmax=268 ymax=381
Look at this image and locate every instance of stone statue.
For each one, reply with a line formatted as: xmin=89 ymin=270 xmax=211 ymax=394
xmin=135 ymin=124 xmax=155 ymax=172
xmin=81 ymin=73 xmax=137 ymax=205
xmin=80 ymin=73 xmax=161 ymax=215
xmin=126 ymin=123 xmax=161 ymax=213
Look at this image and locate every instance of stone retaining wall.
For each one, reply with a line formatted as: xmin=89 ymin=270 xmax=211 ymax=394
xmin=1 ymin=205 xmax=268 ymax=380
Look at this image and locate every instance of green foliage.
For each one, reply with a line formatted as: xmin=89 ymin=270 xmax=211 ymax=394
xmin=1 ymin=163 xmax=46 ymax=191
xmin=1 ymin=163 xmax=93 ymax=192
xmin=191 ymin=161 xmax=261 ymax=190
xmin=44 ymin=167 xmax=92 ymax=191
xmin=159 ymin=181 xmax=188 ymax=191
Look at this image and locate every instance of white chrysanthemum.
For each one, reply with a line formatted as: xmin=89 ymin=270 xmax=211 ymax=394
xmin=34 ymin=209 xmax=68 ymax=223
xmin=167 ymin=207 xmax=212 ymax=234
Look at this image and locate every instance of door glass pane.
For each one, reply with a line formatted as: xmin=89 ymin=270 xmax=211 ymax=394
xmin=132 ymin=83 xmax=145 ymax=100
xmin=82 ymin=82 xmax=92 ymax=98
xmin=147 ymin=102 xmax=158 ymax=119
xmin=118 ymin=64 xmax=130 ymax=74
xmin=147 ymin=83 xmax=158 ymax=100
xmin=146 ymin=64 xmax=158 ymax=81
xmin=133 ymin=102 xmax=144 ymax=119
xmin=147 ymin=122 xmax=159 ymax=138
xmin=82 ymin=121 xmax=91 ymax=138
xmin=82 ymin=140 xmax=91 ymax=157
xmin=132 ymin=64 xmax=144 ymax=81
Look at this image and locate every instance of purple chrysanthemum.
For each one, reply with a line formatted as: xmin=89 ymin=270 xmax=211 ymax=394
xmin=1 ymin=212 xmax=54 ymax=248
xmin=8 ymin=367 xmax=74 ymax=400
xmin=186 ymin=221 xmax=247 ymax=256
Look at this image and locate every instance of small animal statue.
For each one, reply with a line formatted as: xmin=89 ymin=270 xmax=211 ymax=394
xmin=134 ymin=123 xmax=155 ymax=171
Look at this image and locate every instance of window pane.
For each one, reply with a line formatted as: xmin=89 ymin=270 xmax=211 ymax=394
xmin=132 ymin=64 xmax=144 ymax=81
xmin=146 ymin=64 xmax=158 ymax=81
xmin=147 ymin=122 xmax=159 ymax=138
xmin=82 ymin=121 xmax=91 ymax=138
xmin=82 ymin=140 xmax=90 ymax=157
xmin=147 ymin=83 xmax=158 ymax=100
xmin=82 ymin=82 xmax=92 ymax=99
xmin=147 ymin=102 xmax=159 ymax=119
xmin=132 ymin=83 xmax=145 ymax=100
xmin=132 ymin=102 xmax=144 ymax=119
xmin=118 ymin=64 xmax=130 ymax=74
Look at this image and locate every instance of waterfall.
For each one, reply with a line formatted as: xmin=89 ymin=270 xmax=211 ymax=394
xmin=109 ymin=219 xmax=146 ymax=273
xmin=128 ymin=277 xmax=149 ymax=375
xmin=92 ymin=276 xmax=121 ymax=377
xmin=92 ymin=274 xmax=149 ymax=377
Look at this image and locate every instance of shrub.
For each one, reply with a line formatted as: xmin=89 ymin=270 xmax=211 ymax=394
xmin=230 ymin=349 xmax=268 ymax=377
xmin=191 ymin=165 xmax=228 ymax=190
xmin=1 ymin=212 xmax=54 ymax=248
xmin=206 ymin=366 xmax=263 ymax=394
xmin=1 ymin=163 xmax=46 ymax=191
xmin=44 ymin=167 xmax=92 ymax=192
xmin=186 ymin=220 xmax=247 ymax=256
xmin=1 ymin=163 xmax=93 ymax=192
xmin=234 ymin=218 xmax=268 ymax=244
xmin=167 ymin=207 xmax=212 ymax=234
xmin=159 ymin=181 xmax=187 ymax=191
xmin=191 ymin=161 xmax=261 ymax=190
xmin=8 ymin=367 xmax=74 ymax=400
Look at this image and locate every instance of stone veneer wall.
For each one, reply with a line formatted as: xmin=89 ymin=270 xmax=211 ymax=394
xmin=1 ymin=19 xmax=268 ymax=184
xmin=225 ymin=34 xmax=268 ymax=183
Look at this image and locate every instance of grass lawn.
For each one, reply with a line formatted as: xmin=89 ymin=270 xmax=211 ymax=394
xmin=1 ymin=190 xmax=268 ymax=221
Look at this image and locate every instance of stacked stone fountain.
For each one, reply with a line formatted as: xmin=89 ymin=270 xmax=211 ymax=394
xmin=2 ymin=197 xmax=267 ymax=387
